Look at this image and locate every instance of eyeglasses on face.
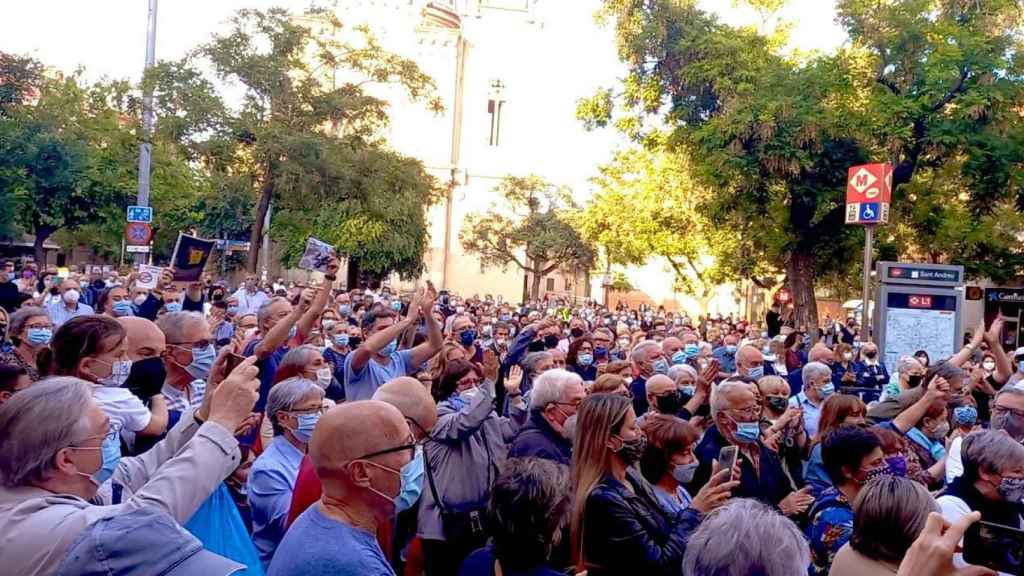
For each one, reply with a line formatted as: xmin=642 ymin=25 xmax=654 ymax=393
xmin=352 ymin=436 xmax=417 ymax=462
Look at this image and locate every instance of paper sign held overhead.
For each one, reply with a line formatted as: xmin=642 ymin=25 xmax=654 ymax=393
xmin=135 ymin=264 xmax=163 ymax=290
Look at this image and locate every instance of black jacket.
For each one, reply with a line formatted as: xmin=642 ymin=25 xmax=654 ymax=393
xmin=691 ymin=424 xmax=794 ymax=508
xmin=508 ymin=410 xmax=573 ymax=466
xmin=581 ymin=468 xmax=701 ymax=576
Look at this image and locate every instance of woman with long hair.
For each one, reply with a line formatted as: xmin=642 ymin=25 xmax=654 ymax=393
xmin=570 ymin=393 xmax=735 ymax=576
xmin=805 ymin=394 xmax=867 ymax=495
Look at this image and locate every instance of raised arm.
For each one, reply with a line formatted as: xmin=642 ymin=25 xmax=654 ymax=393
xmin=984 ymin=316 xmax=1012 ymax=384
xmin=254 ymin=298 xmax=306 ymax=358
xmin=947 ymin=324 xmax=983 ymax=368
xmin=349 ymin=316 xmax=411 ymax=373
xmin=295 ymin=258 xmax=338 ymax=342
xmin=891 ymin=381 xmax=946 ymax=434
xmin=409 ymin=283 xmax=444 ymax=368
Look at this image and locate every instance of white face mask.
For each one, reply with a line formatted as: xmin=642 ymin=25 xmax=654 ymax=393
xmin=315 ymin=367 xmax=333 ymax=389
xmin=63 ymin=289 xmax=81 ymax=304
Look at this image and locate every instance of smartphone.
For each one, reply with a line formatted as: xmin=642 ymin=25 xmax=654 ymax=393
xmin=224 ymin=353 xmax=246 ymax=375
xmin=718 ymin=446 xmax=739 ymax=482
xmin=439 ymin=290 xmax=450 ymax=308
xmin=963 ymin=520 xmax=1024 ymax=575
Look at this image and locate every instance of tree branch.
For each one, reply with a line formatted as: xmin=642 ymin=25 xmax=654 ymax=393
xmin=929 ymin=67 xmax=969 ymax=114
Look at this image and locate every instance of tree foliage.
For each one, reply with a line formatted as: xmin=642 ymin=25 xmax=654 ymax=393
xmin=147 ymin=6 xmax=443 ymax=277
xmin=461 ymin=176 xmax=596 ymax=300
xmin=583 ymin=0 xmax=1024 ymax=326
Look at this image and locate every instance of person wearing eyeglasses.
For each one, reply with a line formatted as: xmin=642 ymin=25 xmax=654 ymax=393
xmin=509 ymin=369 xmax=585 ymax=466
xmin=419 ymin=359 xmax=526 ymax=576
xmin=248 ymin=377 xmax=325 ymax=569
xmin=267 ymin=400 xmax=417 ymax=576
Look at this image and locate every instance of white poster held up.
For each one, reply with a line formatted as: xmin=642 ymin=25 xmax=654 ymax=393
xmin=298 ymin=237 xmax=336 ymax=273
xmin=136 ymin=264 xmax=163 ymax=290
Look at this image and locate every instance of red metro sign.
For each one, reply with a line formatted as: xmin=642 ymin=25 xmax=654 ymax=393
xmin=845 ymin=163 xmax=893 ymax=225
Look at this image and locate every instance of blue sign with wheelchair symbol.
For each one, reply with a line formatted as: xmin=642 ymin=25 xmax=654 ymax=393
xmin=859 ymin=202 xmax=880 ymax=222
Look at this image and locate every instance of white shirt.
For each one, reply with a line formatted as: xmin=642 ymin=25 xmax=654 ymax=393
xmin=946 ymin=436 xmax=965 ymax=485
xmin=92 ymin=386 xmax=151 ymax=437
xmin=231 ymin=287 xmax=270 ymax=316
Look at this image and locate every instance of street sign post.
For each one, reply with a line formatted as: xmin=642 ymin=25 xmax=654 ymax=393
xmin=846 ymin=163 xmax=894 ymax=341
xmin=125 ymin=222 xmax=153 ymax=257
xmin=126 ymin=205 xmax=153 ymax=223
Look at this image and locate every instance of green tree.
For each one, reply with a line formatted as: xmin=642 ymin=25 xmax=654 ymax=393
xmin=147 ymin=7 xmax=443 ymax=277
xmin=582 ymin=0 xmax=1024 ymax=328
xmin=461 ymin=175 xmax=596 ymax=301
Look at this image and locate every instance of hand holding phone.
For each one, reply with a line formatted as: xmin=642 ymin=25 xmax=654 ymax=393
xmin=963 ymin=519 xmax=1024 ymax=575
xmin=718 ymin=446 xmax=739 ymax=482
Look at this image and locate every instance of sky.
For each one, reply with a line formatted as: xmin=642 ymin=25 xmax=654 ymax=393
xmin=0 ymin=0 xmax=846 ymax=194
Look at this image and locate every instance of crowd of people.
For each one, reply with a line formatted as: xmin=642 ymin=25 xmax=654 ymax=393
xmin=0 ymin=258 xmax=1020 ymax=576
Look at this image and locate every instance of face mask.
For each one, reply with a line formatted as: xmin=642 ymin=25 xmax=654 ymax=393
xmin=339 ymin=304 xmax=352 ymax=316
xmin=746 ymin=365 xmax=764 ymax=380
xmin=818 ymin=382 xmax=835 ymax=398
xmin=613 ymin=434 xmax=646 ymax=465
xmin=290 ymin=412 xmax=321 ymax=443
xmin=333 ymin=334 xmax=350 ymax=347
xmin=672 ymin=461 xmax=699 ymax=484
xmin=62 ymin=289 xmax=81 ymax=304
xmin=731 ymin=417 xmax=761 ymax=444
xmin=684 ymin=344 xmax=699 ymax=358
xmin=671 ymin=350 xmax=687 ymax=366
xmin=394 ymin=447 xmax=426 ymax=512
xmin=906 ymin=374 xmax=923 ymax=388
xmin=864 ymin=350 xmax=877 ymax=359
xmin=123 ymin=357 xmax=166 ymax=395
xmin=679 ymin=385 xmax=696 ymax=399
xmin=381 ymin=339 xmax=398 ymax=356
xmin=884 ymin=455 xmax=908 ymax=477
xmin=323 ymin=320 xmax=338 ymax=333
xmin=164 ymin=301 xmax=182 ymax=313
xmin=133 ymin=294 xmax=148 ymax=306
xmin=97 ymin=359 xmax=132 ymax=387
xmin=725 ymin=345 xmax=737 ymax=354
xmin=73 ymin=434 xmax=122 ymax=487
xmin=842 ymin=352 xmax=853 ymax=361
xmin=543 ymin=334 xmax=560 ymax=349
xmin=953 ymin=405 xmax=978 ymax=427
xmin=655 ymin=391 xmax=682 ymax=415
xmin=572 ymin=352 xmax=594 ymax=368
xmin=863 ymin=464 xmax=892 ymax=483
xmin=316 ymin=367 xmax=333 ymax=389
xmin=983 ymin=361 xmax=996 ymax=372
xmin=992 ymin=410 xmax=1024 ymax=442
xmin=459 ymin=329 xmax=477 ymax=347
xmin=1018 ymin=360 xmax=1024 ymax=374
xmin=570 ymin=327 xmax=584 ymax=339
xmin=112 ymin=300 xmax=134 ymax=317
xmin=927 ymin=421 xmax=950 ymax=440
xmin=348 ymin=336 xmax=362 ymax=348
xmin=26 ymin=327 xmax=52 ymax=346
xmin=998 ymin=477 xmax=1024 ymax=503
xmin=766 ymin=395 xmax=788 ymax=413
xmin=496 ymin=337 xmax=508 ymax=348
xmin=184 ymin=344 xmax=216 ymax=381
xmin=391 ymin=301 xmax=402 ymax=311
xmin=652 ymin=359 xmax=669 ymax=376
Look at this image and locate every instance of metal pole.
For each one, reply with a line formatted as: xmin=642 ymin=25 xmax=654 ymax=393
xmin=862 ymin=225 xmax=874 ymax=341
xmin=135 ymin=0 xmax=158 ymax=264
xmin=260 ymin=199 xmax=272 ymax=282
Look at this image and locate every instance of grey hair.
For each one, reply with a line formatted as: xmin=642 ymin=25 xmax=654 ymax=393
xmin=710 ymin=380 xmax=754 ymax=419
xmin=9 ymin=306 xmax=49 ymax=340
xmin=267 ymin=376 xmax=323 ymax=436
xmin=279 ymin=345 xmax=322 ymax=375
xmin=897 ymin=355 xmax=922 ymax=375
xmin=155 ymin=311 xmax=206 ymax=345
xmin=668 ymin=364 xmax=698 ymax=384
xmin=995 ymin=385 xmax=1024 ymax=404
xmin=0 ymin=377 xmax=94 ymax=487
xmin=631 ymin=340 xmax=660 ymax=364
xmin=592 ymin=327 xmax=613 ymax=341
xmin=530 ymin=369 xmax=583 ymax=410
xmin=257 ymin=296 xmax=290 ymax=330
xmin=928 ymin=361 xmax=965 ymax=384
xmin=802 ymin=361 xmax=832 ymax=388
xmin=522 ymin=351 xmax=553 ymax=376
xmin=683 ymin=498 xmax=810 ymax=576
xmin=961 ymin=429 xmax=1024 ymax=479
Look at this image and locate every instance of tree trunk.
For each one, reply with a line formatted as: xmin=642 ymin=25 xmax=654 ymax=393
xmin=530 ymin=265 xmax=543 ymax=300
xmin=33 ymin=226 xmax=53 ymax=268
xmin=247 ymin=168 xmax=274 ymax=274
xmin=785 ymin=251 xmax=819 ymax=335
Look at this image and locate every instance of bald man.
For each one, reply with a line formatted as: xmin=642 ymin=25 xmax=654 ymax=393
xmin=269 ymin=401 xmax=414 ymax=576
xmin=807 ymin=343 xmax=834 ymax=366
xmin=286 ymin=377 xmax=436 ymax=528
xmin=116 ymin=316 xmax=169 ymax=435
xmin=640 ymin=374 xmax=682 ymax=427
xmin=663 ymin=336 xmax=685 ymax=366
xmin=736 ymin=344 xmax=765 ymax=379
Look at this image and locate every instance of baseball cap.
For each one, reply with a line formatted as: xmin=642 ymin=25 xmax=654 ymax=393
xmin=56 ymin=508 xmax=244 ymax=576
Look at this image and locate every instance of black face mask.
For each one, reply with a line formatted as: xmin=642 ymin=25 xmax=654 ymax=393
xmin=570 ymin=327 xmax=584 ymax=339
xmin=124 ymin=357 xmax=167 ymax=401
xmin=654 ymin=391 xmax=683 ymax=415
xmin=907 ymin=374 xmax=924 ymax=388
xmin=348 ymin=336 xmax=362 ymax=348
xmin=864 ymin=350 xmax=877 ymax=359
xmin=528 ymin=339 xmax=546 ymax=353
xmin=766 ymin=395 xmax=789 ymax=413
xmin=543 ymin=334 xmax=560 ymax=350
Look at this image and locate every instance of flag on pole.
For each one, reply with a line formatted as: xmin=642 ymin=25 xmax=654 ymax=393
xmin=170 ymin=233 xmax=215 ymax=282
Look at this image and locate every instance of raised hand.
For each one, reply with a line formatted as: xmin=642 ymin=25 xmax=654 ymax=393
xmin=897 ymin=511 xmax=994 ymax=576
xmin=505 ymin=365 xmax=524 ymax=395
xmin=200 ymin=355 xmax=260 ymax=431
xmin=690 ymin=462 xmax=740 ymax=515
xmin=482 ymin=348 xmax=499 ymax=382
xmin=778 ymin=486 xmax=814 ymax=516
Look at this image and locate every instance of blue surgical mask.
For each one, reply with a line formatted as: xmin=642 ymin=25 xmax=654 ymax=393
xmin=733 ymin=418 xmax=761 ymax=444
xmin=671 ymin=350 xmax=687 ymax=365
xmin=725 ymin=345 xmax=737 ymax=354
xmin=672 ymin=461 xmax=699 ymax=484
xmin=577 ymin=353 xmax=594 ymax=367
xmin=339 ymin=304 xmax=352 ymax=316
xmin=680 ymin=385 xmax=696 ymax=398
xmin=112 ymin=300 xmax=134 ymax=317
xmin=395 ymin=447 xmax=425 ymax=512
xmin=953 ymin=405 xmax=978 ymax=427
xmin=185 ymin=344 xmax=216 ymax=380
xmin=333 ymin=334 xmax=350 ymax=347
xmin=26 ymin=327 xmax=52 ymax=346
xmin=747 ymin=365 xmax=764 ymax=379
xmin=381 ymin=339 xmax=398 ymax=356
xmin=291 ymin=412 xmax=321 ymax=443
xmin=819 ymin=382 xmax=835 ymax=398
xmin=391 ymin=300 xmax=403 ymax=311
xmin=652 ymin=359 xmax=669 ymax=375
xmin=1018 ymin=360 xmax=1024 ymax=374
xmin=74 ymin=434 xmax=122 ymax=486
xmin=164 ymin=301 xmax=182 ymax=313
xmin=459 ymin=329 xmax=477 ymax=347
xmin=226 ymin=306 xmax=240 ymax=316
xmin=684 ymin=344 xmax=699 ymax=358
